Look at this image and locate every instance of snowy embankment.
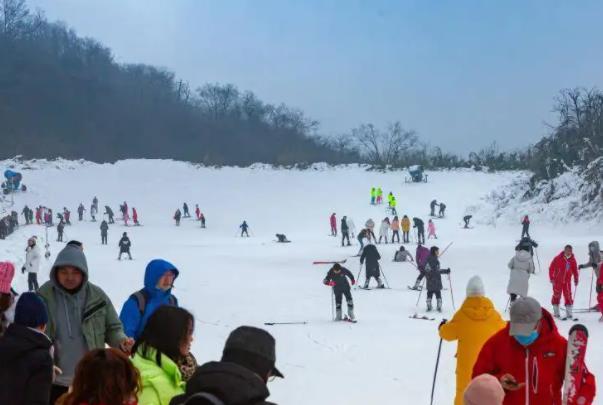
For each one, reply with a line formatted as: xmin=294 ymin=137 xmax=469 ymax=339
xmin=0 ymin=159 xmax=601 ymax=404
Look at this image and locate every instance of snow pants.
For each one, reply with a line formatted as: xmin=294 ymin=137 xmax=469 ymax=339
xmin=28 ymin=272 xmax=39 ymax=292
xmin=403 ymin=231 xmax=409 ymax=243
xmin=521 ymin=225 xmax=530 ymax=239
xmin=334 ymin=288 xmax=353 ymax=310
xmin=101 ymin=233 xmax=107 ymax=244
xmin=551 ymin=280 xmax=573 ymax=306
xmin=241 ymin=229 xmax=249 ymax=237
xmin=391 ymin=230 xmax=400 ymax=243
xmin=330 ymin=225 xmax=337 ymax=236
xmin=341 ymin=231 xmax=350 ymax=246
xmin=417 ymin=228 xmax=425 ymax=244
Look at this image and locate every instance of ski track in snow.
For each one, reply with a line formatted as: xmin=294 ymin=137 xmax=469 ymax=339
xmin=1 ymin=159 xmax=602 ymax=404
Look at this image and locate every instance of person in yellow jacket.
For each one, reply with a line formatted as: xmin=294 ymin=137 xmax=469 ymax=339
xmin=401 ymin=215 xmax=411 ymax=243
xmin=438 ymin=276 xmax=505 ymax=405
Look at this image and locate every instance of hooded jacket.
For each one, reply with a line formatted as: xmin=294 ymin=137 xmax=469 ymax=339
xmin=360 ymin=244 xmax=381 ymax=275
xmin=133 ymin=347 xmax=185 ymax=405
xmin=120 ymin=259 xmax=180 ymax=339
xmin=0 ymin=323 xmax=53 ymax=405
xmin=439 ymin=296 xmax=505 ymax=405
xmin=507 ymin=250 xmax=535 ymax=297
xmin=379 ymin=220 xmax=389 ymax=237
xmin=25 ymin=243 xmax=42 ymax=274
xmin=169 ymin=361 xmax=275 ymax=405
xmin=425 ymin=254 xmax=442 ymax=291
xmin=401 ymin=217 xmax=411 ymax=232
xmin=473 ymin=309 xmax=596 ymax=405
xmin=38 ymin=245 xmax=126 ymax=387
xmin=549 ymin=252 xmax=578 ymax=289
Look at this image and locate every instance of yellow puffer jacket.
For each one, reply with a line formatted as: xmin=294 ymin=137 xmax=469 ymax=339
xmin=401 ymin=217 xmax=411 ymax=232
xmin=438 ymin=296 xmax=505 ymax=405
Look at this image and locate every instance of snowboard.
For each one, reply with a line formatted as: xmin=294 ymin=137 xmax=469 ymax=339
xmin=562 ymin=324 xmax=589 ymax=405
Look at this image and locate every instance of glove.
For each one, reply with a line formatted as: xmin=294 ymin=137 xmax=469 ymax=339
xmin=351 ymin=280 xmax=356 ymax=285
xmin=438 ymin=319 xmax=448 ymax=329
xmin=440 ymin=268 xmax=451 ymax=275
xmin=21 ymin=266 xmax=26 ymax=274
xmin=329 ymin=281 xmax=336 ymax=287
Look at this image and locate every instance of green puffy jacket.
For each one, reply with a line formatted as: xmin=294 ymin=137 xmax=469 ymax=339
xmin=132 ymin=347 xmax=185 ymax=405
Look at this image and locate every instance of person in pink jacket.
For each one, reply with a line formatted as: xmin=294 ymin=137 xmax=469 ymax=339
xmin=427 ymin=219 xmax=437 ymax=239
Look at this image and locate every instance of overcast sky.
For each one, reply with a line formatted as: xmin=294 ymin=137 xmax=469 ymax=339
xmin=27 ymin=0 xmax=603 ymax=153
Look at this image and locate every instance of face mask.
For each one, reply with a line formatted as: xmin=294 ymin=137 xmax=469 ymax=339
xmin=514 ymin=330 xmax=539 ymax=346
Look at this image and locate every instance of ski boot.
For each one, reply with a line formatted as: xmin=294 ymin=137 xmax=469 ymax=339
xmin=335 ymin=307 xmax=342 ymax=321
xmin=363 ymin=280 xmax=370 ymax=289
xmin=376 ymin=278 xmax=385 ymax=289
xmin=436 ymin=298 xmax=442 ymax=313
xmin=426 ymin=298 xmax=433 ymax=312
xmin=553 ymin=305 xmax=561 ymax=318
xmin=564 ymin=305 xmax=573 ymax=320
xmin=410 ymin=279 xmax=422 ymax=291
xmin=347 ymin=307 xmax=356 ymax=322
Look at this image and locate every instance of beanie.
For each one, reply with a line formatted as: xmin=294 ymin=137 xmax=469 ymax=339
xmin=0 ymin=261 xmax=15 ymax=294
xmin=464 ymin=374 xmax=505 ymax=405
xmin=466 ymin=276 xmax=485 ymax=297
xmin=14 ymin=292 xmax=48 ymax=328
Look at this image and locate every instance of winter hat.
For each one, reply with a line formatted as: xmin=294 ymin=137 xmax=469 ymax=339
xmin=52 ymin=244 xmax=89 ymax=276
xmin=0 ymin=261 xmax=15 ymax=294
xmin=466 ymin=276 xmax=485 ymax=297
xmin=222 ymin=326 xmax=284 ymax=379
xmin=14 ymin=292 xmax=48 ymax=328
xmin=509 ymin=297 xmax=542 ymax=336
xmin=463 ymin=374 xmax=505 ymax=405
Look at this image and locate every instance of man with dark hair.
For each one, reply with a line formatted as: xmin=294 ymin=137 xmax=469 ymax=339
xmin=170 ymin=326 xmax=282 ymax=405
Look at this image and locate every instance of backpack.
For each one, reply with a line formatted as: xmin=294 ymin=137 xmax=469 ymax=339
xmin=130 ymin=289 xmax=177 ymax=315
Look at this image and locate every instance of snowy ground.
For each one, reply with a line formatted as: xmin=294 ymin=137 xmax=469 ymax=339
xmin=1 ymin=159 xmax=602 ymax=404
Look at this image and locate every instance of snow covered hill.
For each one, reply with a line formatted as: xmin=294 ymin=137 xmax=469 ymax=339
xmin=1 ymin=159 xmax=601 ymax=404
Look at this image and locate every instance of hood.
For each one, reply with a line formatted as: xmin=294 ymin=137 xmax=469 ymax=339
xmin=144 ymin=259 xmax=179 ymax=294
xmin=50 ymin=245 xmax=89 ymax=287
xmin=514 ymin=250 xmax=532 ymax=262
xmin=183 ymin=361 xmax=270 ymax=404
xmin=0 ymin=324 xmax=52 ymax=362
xmin=460 ymin=296 xmax=496 ymax=321
xmin=589 ymin=241 xmax=601 ymax=262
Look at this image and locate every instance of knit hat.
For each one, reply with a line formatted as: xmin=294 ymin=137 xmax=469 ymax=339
xmin=14 ymin=292 xmax=48 ymax=328
xmin=463 ymin=374 xmax=505 ymax=405
xmin=0 ymin=261 xmax=15 ymax=294
xmin=222 ymin=326 xmax=284 ymax=379
xmin=466 ymin=276 xmax=485 ymax=297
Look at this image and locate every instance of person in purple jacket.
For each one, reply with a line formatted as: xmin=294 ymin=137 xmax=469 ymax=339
xmin=410 ymin=243 xmax=431 ymax=290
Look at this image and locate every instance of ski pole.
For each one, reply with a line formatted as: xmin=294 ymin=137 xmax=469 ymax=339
xmin=534 ymin=248 xmax=542 ymax=274
xmin=439 ymin=241 xmax=454 ymax=258
xmin=379 ymin=263 xmax=391 ymax=288
xmin=430 ymin=337 xmax=443 ymax=405
xmin=448 ymin=273 xmax=456 ymax=311
xmin=331 ymin=288 xmax=335 ymax=321
xmin=355 ymin=263 xmax=363 ymax=289
xmin=415 ymin=277 xmax=426 ymax=308
xmin=504 ymin=296 xmax=511 ymax=313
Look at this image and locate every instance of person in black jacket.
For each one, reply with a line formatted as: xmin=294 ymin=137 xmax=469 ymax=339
xmin=100 ymin=220 xmax=109 ymax=245
xmin=430 ymin=199 xmax=439 ymax=217
xmin=341 ymin=216 xmax=351 ymax=247
xmin=105 ymin=206 xmax=114 ymax=224
xmin=0 ymin=292 xmax=53 ymax=405
xmin=57 ymin=220 xmax=65 ymax=242
xmin=118 ymin=232 xmax=132 ymax=260
xmin=413 ymin=217 xmax=425 ymax=244
xmin=424 ymin=246 xmax=450 ymax=312
xmin=360 ymin=243 xmax=384 ymax=289
xmin=323 ymin=263 xmax=356 ymax=321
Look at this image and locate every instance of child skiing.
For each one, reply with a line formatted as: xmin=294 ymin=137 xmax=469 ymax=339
xmin=430 ymin=199 xmax=439 ymax=217
xmin=401 ymin=215 xmax=411 ymax=243
xmin=427 ymin=219 xmax=437 ymax=239
xmin=549 ymin=245 xmax=579 ymax=319
xmin=200 ymin=213 xmax=206 ymax=228
xmin=389 ymin=195 xmax=397 ymax=216
xmin=195 ymin=204 xmax=201 ymax=220
xmin=390 ymin=215 xmax=400 ymax=243
xmin=323 ymin=263 xmax=356 ymax=321
xmin=378 ymin=217 xmax=390 ymax=244
xmin=360 ymin=243 xmax=384 ymax=289
xmin=56 ymin=220 xmax=65 ymax=242
xmin=118 ymin=232 xmax=132 ymax=260
xmin=438 ymin=202 xmax=446 ymax=218
xmin=521 ymin=215 xmax=530 ymax=238
xmin=370 ymin=187 xmax=376 ymax=205
xmin=330 ymin=213 xmax=337 ymax=236
xmin=240 ymin=221 xmax=250 ymax=237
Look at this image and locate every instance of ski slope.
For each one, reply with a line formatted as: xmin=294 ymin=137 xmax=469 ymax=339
xmin=1 ymin=159 xmax=602 ymax=404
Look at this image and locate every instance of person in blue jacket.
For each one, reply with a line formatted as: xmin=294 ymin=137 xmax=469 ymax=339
xmin=119 ymin=259 xmax=179 ymax=339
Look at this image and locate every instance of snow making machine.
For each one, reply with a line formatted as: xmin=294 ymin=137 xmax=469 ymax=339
xmin=405 ymin=165 xmax=428 ymax=183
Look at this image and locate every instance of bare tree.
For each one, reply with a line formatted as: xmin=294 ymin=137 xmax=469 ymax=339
xmin=351 ymin=122 xmax=418 ymax=166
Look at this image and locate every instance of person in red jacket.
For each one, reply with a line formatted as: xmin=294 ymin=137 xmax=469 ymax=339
xmin=597 ymin=264 xmax=603 ymax=322
xmin=132 ymin=208 xmax=139 ymax=226
xmin=549 ymin=245 xmax=579 ymax=319
xmin=195 ymin=204 xmax=201 ymax=221
xmin=330 ymin=213 xmax=337 ymax=237
xmin=473 ymin=297 xmax=596 ymax=405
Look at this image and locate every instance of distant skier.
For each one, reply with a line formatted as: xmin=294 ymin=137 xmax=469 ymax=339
xmin=105 ymin=206 xmax=114 ymax=224
xmin=123 ymin=207 xmax=130 ymax=226
xmin=56 ymin=220 xmax=65 ymax=242
xmin=390 ymin=215 xmax=400 ymax=243
xmin=195 ymin=204 xmax=201 ymax=220
xmin=77 ymin=203 xmax=85 ymax=221
xmin=430 ymin=200 xmax=439 ymax=217
xmin=427 ymin=219 xmax=437 ymax=239
xmin=370 ymin=187 xmax=376 ymax=205
xmin=341 ymin=216 xmax=351 ymax=247
xmin=378 ymin=217 xmax=390 ymax=244
xmin=183 ymin=203 xmax=190 ymax=218
xmin=549 ymin=245 xmax=578 ymax=319
xmin=90 ymin=204 xmax=97 ymax=222
xmin=347 ymin=217 xmax=356 ymax=239
xmin=21 ymin=205 xmax=30 ymax=225
xmin=275 ymin=234 xmax=290 ymax=243
xmin=118 ymin=232 xmax=132 ymax=260
xmin=360 ymin=243 xmax=384 ymax=289
xmin=507 ymin=245 xmax=535 ymax=303
xmin=401 ymin=215 xmax=411 ymax=243
xmin=132 ymin=208 xmax=140 ymax=226
xmin=240 ymin=221 xmax=250 ymax=237
xmin=463 ymin=215 xmax=472 ymax=229
xmin=323 ymin=263 xmax=356 ymax=321
xmin=92 ymin=196 xmax=99 ymax=211
xmin=23 ymin=236 xmax=41 ymax=291
xmin=521 ymin=215 xmax=530 ymax=239
xmin=174 ymin=209 xmax=182 ymax=226
xmin=413 ymin=217 xmax=425 ymax=244
xmin=389 ymin=195 xmax=397 ymax=216
xmin=35 ymin=206 xmax=42 ymax=224
xmin=410 ymin=243 xmax=431 ymax=290
xmin=394 ymin=246 xmax=413 ymax=262
xmin=387 ymin=192 xmax=394 ymax=208
xmin=438 ymin=202 xmax=446 ymax=218
xmin=63 ymin=208 xmax=71 ymax=225
xmin=376 ymin=187 xmax=383 ymax=205
xmin=100 ymin=220 xmax=109 ymax=245
xmin=329 ymin=213 xmax=337 ymax=236
xmin=425 ymin=246 xmax=450 ymax=312
xmin=200 ymin=213 xmax=206 ymax=228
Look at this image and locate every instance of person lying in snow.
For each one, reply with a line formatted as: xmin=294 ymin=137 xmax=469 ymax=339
xmin=275 ymin=234 xmax=290 ymax=243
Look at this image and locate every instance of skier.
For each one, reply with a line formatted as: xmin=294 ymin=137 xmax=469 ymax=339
xmin=23 ymin=236 xmax=41 ymax=291
xmin=123 ymin=208 xmax=130 ymax=226
xmin=578 ymin=241 xmax=602 ymax=278
xmin=77 ymin=203 xmax=85 ymax=221
xmin=35 ymin=206 xmax=42 ymax=225
xmin=92 ymin=196 xmax=98 ymax=212
xmin=389 ymin=195 xmax=397 ymax=216
xmin=439 ymin=276 xmax=505 ymax=405
xmin=240 ymin=221 xmax=250 ymax=237
xmin=329 ymin=213 xmax=337 ymax=236
xmin=463 ymin=215 xmax=473 ymax=229
xmin=549 ymin=245 xmax=578 ymax=319
xmin=427 ymin=219 xmax=437 ymax=239
xmin=174 ymin=209 xmax=182 ymax=226
xmin=516 ymin=236 xmax=538 ymax=257
xmin=393 ymin=246 xmax=413 ymax=262
xmin=21 ymin=205 xmax=30 ymax=225
xmin=90 ymin=203 xmax=97 ymax=222
xmin=473 ymin=297 xmax=596 ymax=405
xmin=183 ymin=203 xmax=190 ymax=218
xmin=56 ymin=211 xmax=64 ymax=224
xmin=323 ymin=263 xmax=356 ymax=321
xmin=356 ymin=228 xmax=375 ymax=255
xmin=401 ymin=215 xmax=411 ymax=243
xmin=507 ymin=245 xmax=535 ymax=303
xmin=275 ymin=234 xmax=290 ymax=243
xmin=105 ymin=206 xmax=114 ymax=224
xmin=27 ymin=207 xmax=33 ymax=225
xmin=100 ymin=220 xmax=109 ymax=245
xmin=387 ymin=192 xmax=394 ymax=207
xmin=200 ymin=213 xmax=206 ymax=228
xmin=409 ymin=243 xmax=431 ymax=290
xmin=438 ymin=202 xmax=447 ymax=218
xmin=390 ymin=215 xmax=400 ymax=243
xmin=521 ymin=215 xmax=530 ymax=239
xmin=360 ymin=243 xmax=384 ymax=289
xmin=132 ymin=207 xmax=140 ymax=226
xmin=341 ymin=216 xmax=351 ymax=247
xmin=430 ymin=199 xmax=439 ymax=217
xmin=377 ymin=217 xmax=390 ymax=244
xmin=424 ymin=246 xmax=450 ymax=311
xmin=122 ymin=201 xmax=128 ymax=219
xmin=365 ymin=218 xmax=375 ymax=234
xmin=118 ymin=232 xmax=132 ymax=260
xmin=376 ymin=187 xmax=383 ymax=205
xmin=56 ymin=220 xmax=65 ymax=242
xmin=195 ymin=204 xmax=201 ymax=220
xmin=370 ymin=187 xmax=376 ymax=205
xmin=63 ymin=208 xmax=71 ymax=225
xmin=413 ymin=217 xmax=425 ymax=244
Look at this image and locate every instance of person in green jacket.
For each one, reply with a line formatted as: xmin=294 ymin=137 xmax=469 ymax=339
xmin=132 ymin=305 xmax=194 ymax=405
xmin=370 ymin=187 xmax=376 ymax=205
xmin=38 ymin=243 xmax=132 ymax=404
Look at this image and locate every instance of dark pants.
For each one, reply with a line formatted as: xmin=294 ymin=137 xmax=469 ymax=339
xmin=109 ymin=216 xmax=114 ymax=224
xmin=201 ymin=220 xmax=205 ymax=228
xmin=57 ymin=232 xmax=63 ymax=242
xmin=391 ymin=230 xmax=400 ymax=243
xmin=241 ymin=229 xmax=249 ymax=237
xmin=334 ymin=288 xmax=353 ymax=310
xmin=331 ymin=226 xmax=337 ymax=236
xmin=50 ymin=384 xmax=68 ymax=404
xmin=78 ymin=212 xmax=83 ymax=221
xmin=28 ymin=272 xmax=39 ymax=291
xmin=101 ymin=234 xmax=107 ymax=244
xmin=464 ymin=219 xmax=470 ymax=228
xmin=357 ymin=236 xmax=364 ymax=255
xmin=521 ymin=226 xmax=530 ymax=239
xmin=119 ymin=250 xmax=132 ymax=260
xmin=403 ymin=231 xmax=409 ymax=243
xmin=416 ymin=269 xmax=425 ymax=283
xmin=341 ymin=231 xmax=350 ymax=246
xmin=427 ymin=290 xmax=442 ymax=300
xmin=417 ymin=229 xmax=425 ymax=244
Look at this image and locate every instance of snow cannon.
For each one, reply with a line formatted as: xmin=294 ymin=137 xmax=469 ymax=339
xmin=3 ymin=169 xmax=23 ymax=192
xmin=405 ymin=165 xmax=428 ymax=183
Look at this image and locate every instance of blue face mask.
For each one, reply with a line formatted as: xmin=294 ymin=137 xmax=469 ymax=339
xmin=514 ymin=330 xmax=539 ymax=346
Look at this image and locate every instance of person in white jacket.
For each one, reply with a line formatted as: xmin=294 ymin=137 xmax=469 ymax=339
xmin=506 ymin=245 xmax=535 ymax=303
xmin=346 ymin=218 xmax=356 ymax=239
xmin=23 ymin=237 xmax=41 ymax=291
xmin=378 ymin=217 xmax=390 ymax=244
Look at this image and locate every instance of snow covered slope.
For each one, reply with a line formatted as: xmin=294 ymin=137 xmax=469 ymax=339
xmin=1 ymin=159 xmax=601 ymax=404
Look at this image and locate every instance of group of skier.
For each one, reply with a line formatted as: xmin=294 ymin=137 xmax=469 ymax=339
xmin=174 ymin=203 xmax=205 ymax=227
